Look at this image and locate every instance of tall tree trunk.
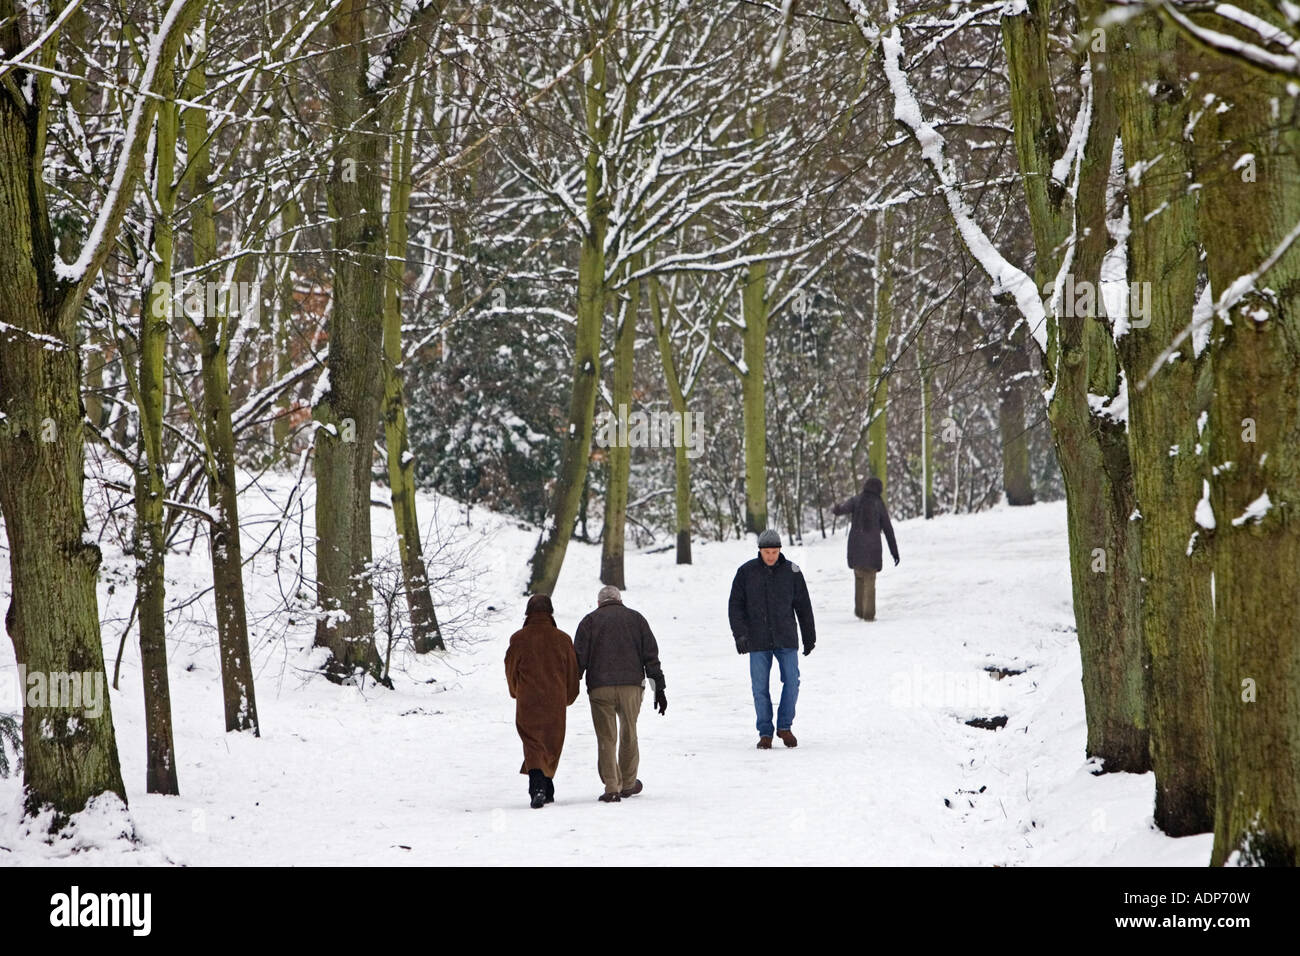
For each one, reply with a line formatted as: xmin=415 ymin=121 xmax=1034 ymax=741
xmin=1182 ymin=1 xmax=1300 ymax=865
xmin=0 ymin=85 xmax=128 ymax=819
xmin=740 ymin=254 xmax=769 ymax=534
xmin=1108 ymin=8 xmax=1213 ymax=834
xmin=382 ymin=75 xmax=443 ymax=652
xmin=527 ymin=2 xmax=614 ymax=594
xmin=919 ymin=337 xmax=935 ymax=518
xmin=738 ymin=84 xmax=773 ymax=537
xmin=271 ymin=193 xmax=298 ymax=458
xmin=135 ymin=77 xmax=180 ymax=794
xmin=649 ymin=274 xmax=694 ymax=563
xmin=313 ymin=0 xmax=391 ymax=679
xmin=868 ymin=206 xmax=894 ymax=492
xmin=599 ymin=42 xmax=649 ymax=588
xmin=182 ymin=33 xmax=261 ymax=733
xmin=672 ymin=437 xmax=693 ymax=561
xmin=0 ymin=0 xmax=198 ymax=823
xmin=998 ymin=318 xmax=1035 ymax=506
xmin=600 ymin=261 xmax=639 ymax=588
xmin=1003 ymin=0 xmax=1149 ymax=771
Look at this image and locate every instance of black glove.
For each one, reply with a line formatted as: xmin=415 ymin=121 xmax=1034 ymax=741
xmin=893 ymin=554 xmax=900 ymax=567
xmin=735 ymin=636 xmax=749 ymax=655
xmin=655 ymin=687 xmax=667 ymax=716
xmin=803 ymin=643 xmax=814 ymax=657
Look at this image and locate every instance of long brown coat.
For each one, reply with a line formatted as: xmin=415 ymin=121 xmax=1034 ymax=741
xmin=505 ymin=601 xmax=580 ymax=777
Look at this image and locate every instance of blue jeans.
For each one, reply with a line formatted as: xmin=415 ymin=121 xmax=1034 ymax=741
xmin=750 ymin=648 xmax=799 ymax=737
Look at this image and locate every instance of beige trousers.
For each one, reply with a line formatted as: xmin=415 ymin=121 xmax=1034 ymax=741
xmin=854 ymin=569 xmax=877 ymax=620
xmin=588 ymin=684 xmax=643 ymax=794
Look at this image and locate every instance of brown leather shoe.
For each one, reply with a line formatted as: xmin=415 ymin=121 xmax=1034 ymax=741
xmin=597 ymin=791 xmax=621 ymax=803
xmin=757 ymin=736 xmax=773 ymax=749
xmin=619 ymin=779 xmax=643 ymax=798
xmin=777 ymin=729 xmax=798 ymax=748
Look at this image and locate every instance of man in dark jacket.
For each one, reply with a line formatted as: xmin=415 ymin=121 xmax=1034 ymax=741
xmin=574 ymin=585 xmax=667 ymax=802
xmin=728 ymin=529 xmax=816 ymax=749
xmin=832 ymin=476 xmax=899 ymax=621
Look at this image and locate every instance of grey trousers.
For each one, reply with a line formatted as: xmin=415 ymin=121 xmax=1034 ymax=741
xmin=854 ymin=569 xmax=877 ymax=620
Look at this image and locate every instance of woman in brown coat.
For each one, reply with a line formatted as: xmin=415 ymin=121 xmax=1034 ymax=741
xmin=505 ymin=594 xmax=580 ymax=808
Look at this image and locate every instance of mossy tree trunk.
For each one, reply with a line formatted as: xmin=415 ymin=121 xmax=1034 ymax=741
xmin=1108 ymin=7 xmax=1213 ymax=834
xmin=918 ymin=337 xmax=935 ymax=518
xmin=270 ymin=193 xmax=299 ymax=458
xmin=1176 ymin=0 xmax=1300 ymax=865
xmin=314 ymin=0 xmax=441 ymax=675
xmin=313 ymin=0 xmax=385 ymax=679
xmin=738 ymin=85 xmax=772 ymax=537
xmin=382 ymin=74 xmax=443 ymax=652
xmin=0 ymin=0 xmax=202 ymax=824
xmin=528 ymin=1 xmax=615 ymax=595
xmin=1003 ymin=0 xmax=1149 ymax=771
xmin=998 ymin=318 xmax=1035 ymax=506
xmin=135 ymin=65 xmax=180 ymax=793
xmin=600 ymin=256 xmax=640 ymax=588
xmin=182 ymin=27 xmax=261 ymax=733
xmin=740 ymin=250 xmax=769 ymax=535
xmin=868 ymin=207 xmax=894 ymax=493
xmin=649 ymin=273 xmax=707 ymax=564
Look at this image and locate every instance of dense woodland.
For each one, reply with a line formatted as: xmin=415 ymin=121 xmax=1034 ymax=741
xmin=0 ymin=0 xmax=1298 ymax=865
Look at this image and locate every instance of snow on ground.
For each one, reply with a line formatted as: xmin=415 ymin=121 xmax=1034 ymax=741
xmin=0 ymin=469 xmax=1213 ymax=865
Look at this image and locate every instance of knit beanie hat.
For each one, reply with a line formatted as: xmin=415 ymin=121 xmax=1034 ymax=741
xmin=757 ymin=529 xmax=782 ymax=549
xmin=597 ymin=585 xmax=623 ymax=606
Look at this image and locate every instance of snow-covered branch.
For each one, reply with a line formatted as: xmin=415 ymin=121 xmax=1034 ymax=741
xmin=53 ymin=0 xmax=205 ymax=314
xmin=844 ymin=0 xmax=1048 ymax=352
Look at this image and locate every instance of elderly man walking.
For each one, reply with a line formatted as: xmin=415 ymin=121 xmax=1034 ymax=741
xmin=728 ymin=529 xmax=816 ymax=749
xmin=574 ymin=585 xmax=667 ymax=803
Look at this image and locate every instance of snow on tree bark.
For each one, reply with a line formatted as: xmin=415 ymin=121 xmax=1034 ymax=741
xmin=182 ymin=29 xmax=261 ymax=733
xmin=1107 ymin=3 xmax=1214 ymax=835
xmin=528 ymin=1 xmax=615 ymax=595
xmin=383 ymin=71 xmax=443 ymax=654
xmin=0 ymin=0 xmax=204 ymax=825
xmin=1180 ymin=0 xmax=1300 ymax=866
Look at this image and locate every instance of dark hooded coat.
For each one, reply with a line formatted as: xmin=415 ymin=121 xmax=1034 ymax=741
xmin=832 ymin=477 xmax=899 ymax=572
xmin=505 ymin=595 xmax=580 ymax=777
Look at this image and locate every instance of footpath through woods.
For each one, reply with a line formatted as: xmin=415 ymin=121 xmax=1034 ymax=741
xmin=0 ymin=487 xmax=1210 ymax=864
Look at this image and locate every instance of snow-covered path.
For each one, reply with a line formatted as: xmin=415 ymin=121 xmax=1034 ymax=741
xmin=0 ymin=493 xmax=1211 ymax=865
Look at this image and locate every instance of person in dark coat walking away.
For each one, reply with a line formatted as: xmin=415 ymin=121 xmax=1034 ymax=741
xmin=505 ymin=594 xmax=581 ymax=808
xmin=832 ymin=476 xmax=899 ymax=621
xmin=573 ymin=585 xmax=667 ymax=802
xmin=728 ymin=529 xmax=816 ymax=749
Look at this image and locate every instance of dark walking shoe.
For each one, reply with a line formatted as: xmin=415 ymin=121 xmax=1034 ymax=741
xmin=757 ymin=736 xmax=773 ymax=749
xmin=777 ymin=729 xmax=798 ymax=748
xmin=619 ymin=779 xmax=643 ymax=799
xmin=530 ymin=791 xmax=547 ymax=809
xmin=597 ymin=792 xmax=621 ymax=803
xmin=544 ymin=777 xmax=555 ymax=804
